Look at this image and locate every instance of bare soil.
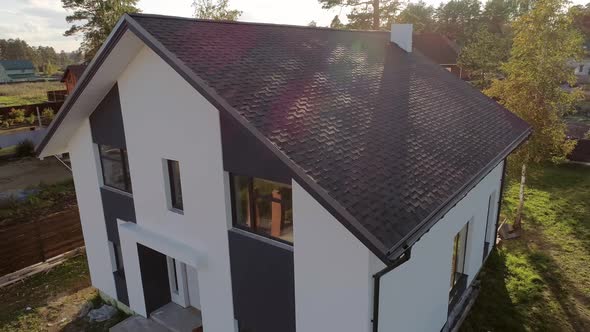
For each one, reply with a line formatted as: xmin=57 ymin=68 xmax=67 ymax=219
xmin=0 ymin=157 xmax=71 ymax=193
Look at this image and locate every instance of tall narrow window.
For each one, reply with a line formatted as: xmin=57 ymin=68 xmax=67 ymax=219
xmin=231 ymin=175 xmax=293 ymax=243
xmin=483 ymin=191 xmax=497 ymax=260
xmin=166 ymin=160 xmax=183 ymax=211
xmin=99 ymin=145 xmax=132 ymax=193
xmin=450 ymin=222 xmax=469 ymax=287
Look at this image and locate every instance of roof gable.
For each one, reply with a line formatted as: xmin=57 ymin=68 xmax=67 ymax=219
xmin=38 ymin=14 xmax=530 ymax=263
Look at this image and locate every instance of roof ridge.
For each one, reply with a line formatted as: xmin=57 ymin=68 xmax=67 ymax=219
xmin=128 ymin=13 xmax=390 ymax=34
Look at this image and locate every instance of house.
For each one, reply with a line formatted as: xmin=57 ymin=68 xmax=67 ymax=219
xmin=413 ymin=32 xmax=467 ymax=79
xmin=36 ymin=16 xmax=531 ymax=332
xmin=572 ymin=58 xmax=590 ymax=84
xmin=61 ymin=64 xmax=87 ymax=95
xmin=0 ymin=60 xmax=36 ymax=83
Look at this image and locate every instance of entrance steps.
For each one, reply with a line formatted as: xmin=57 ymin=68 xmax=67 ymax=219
xmin=110 ymin=303 xmax=203 ymax=332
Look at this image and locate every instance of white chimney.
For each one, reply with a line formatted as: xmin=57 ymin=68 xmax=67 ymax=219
xmin=390 ymin=24 xmax=413 ymax=52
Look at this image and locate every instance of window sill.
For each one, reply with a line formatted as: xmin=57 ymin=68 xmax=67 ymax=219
xmin=101 ymin=185 xmax=133 ymax=198
xmin=169 ymin=208 xmax=184 ymax=215
xmin=230 ymin=227 xmax=293 ymax=251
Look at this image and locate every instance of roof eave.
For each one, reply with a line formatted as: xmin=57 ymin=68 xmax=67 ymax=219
xmin=385 ymin=125 xmax=532 ymax=261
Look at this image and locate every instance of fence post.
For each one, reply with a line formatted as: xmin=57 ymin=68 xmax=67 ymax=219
xmin=36 ymin=107 xmax=42 ymax=128
xmin=35 ymin=219 xmax=45 ymax=262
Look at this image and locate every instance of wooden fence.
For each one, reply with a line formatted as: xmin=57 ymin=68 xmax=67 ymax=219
xmin=0 ymin=208 xmax=84 ymax=276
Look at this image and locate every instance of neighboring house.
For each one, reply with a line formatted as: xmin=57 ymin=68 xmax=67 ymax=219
xmin=36 ymin=16 xmax=531 ymax=332
xmin=0 ymin=60 xmax=36 ymax=83
xmin=566 ymin=122 xmax=590 ymax=163
xmin=413 ymin=32 xmax=466 ymax=79
xmin=571 ymin=58 xmax=590 ymax=84
xmin=61 ymin=64 xmax=88 ymax=95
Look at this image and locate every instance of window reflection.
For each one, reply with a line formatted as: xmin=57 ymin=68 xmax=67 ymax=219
xmin=232 ymin=175 xmax=293 ymax=244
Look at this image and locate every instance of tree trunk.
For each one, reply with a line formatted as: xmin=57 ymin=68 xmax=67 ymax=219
xmin=372 ymin=0 xmax=380 ymax=30
xmin=514 ymin=163 xmax=526 ymax=230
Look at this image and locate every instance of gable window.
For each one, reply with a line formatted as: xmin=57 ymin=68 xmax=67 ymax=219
xmin=166 ymin=160 xmax=183 ymax=211
xmin=98 ymin=145 xmax=132 ymax=193
xmin=231 ymin=175 xmax=293 ymax=244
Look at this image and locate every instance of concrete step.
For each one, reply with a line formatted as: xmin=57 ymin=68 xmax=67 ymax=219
xmin=110 ymin=315 xmax=170 ymax=332
xmin=150 ymin=302 xmax=203 ymax=332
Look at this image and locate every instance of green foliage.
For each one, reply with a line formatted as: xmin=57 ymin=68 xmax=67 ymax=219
xmin=42 ymin=108 xmax=55 ymax=120
xmin=26 ymin=114 xmax=36 ymax=125
xmin=330 ymin=15 xmax=344 ymax=29
xmin=0 ymin=82 xmax=65 ymax=107
xmin=395 ymin=1 xmax=435 ymax=32
xmin=319 ymin=0 xmax=401 ymax=30
xmin=62 ymin=0 xmax=141 ymax=60
xmin=485 ymin=0 xmax=584 ymax=172
xmin=0 ymin=180 xmax=76 ymax=224
xmin=0 ymin=39 xmax=83 ymax=73
xmin=15 ymin=139 xmax=35 ymax=157
xmin=8 ymin=108 xmax=25 ymax=124
xmin=192 ymin=0 xmax=242 ymax=21
xmin=435 ymin=0 xmax=482 ymax=45
xmin=458 ymin=26 xmax=512 ymax=88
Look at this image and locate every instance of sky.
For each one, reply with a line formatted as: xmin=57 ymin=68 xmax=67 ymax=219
xmin=0 ymin=0 xmax=588 ymax=53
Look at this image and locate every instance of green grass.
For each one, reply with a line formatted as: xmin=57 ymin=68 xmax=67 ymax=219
xmin=0 ymin=145 xmax=16 ymax=157
xmin=0 ymin=82 xmax=64 ymax=107
xmin=0 ymin=255 xmax=127 ymax=332
xmin=0 ymin=179 xmax=77 ymax=224
xmin=462 ymin=163 xmax=590 ymax=332
xmin=0 ymin=255 xmax=90 ymax=332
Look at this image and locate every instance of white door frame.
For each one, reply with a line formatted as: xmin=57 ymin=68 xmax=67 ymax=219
xmin=167 ymin=257 xmax=190 ymax=307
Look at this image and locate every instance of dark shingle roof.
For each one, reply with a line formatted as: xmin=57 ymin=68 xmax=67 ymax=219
xmin=129 ymin=14 xmax=530 ymax=259
xmin=0 ymin=60 xmax=34 ymax=70
xmin=413 ymin=32 xmax=459 ymax=65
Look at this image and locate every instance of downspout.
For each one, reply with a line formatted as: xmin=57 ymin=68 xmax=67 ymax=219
xmin=372 ymin=247 xmax=412 ymax=332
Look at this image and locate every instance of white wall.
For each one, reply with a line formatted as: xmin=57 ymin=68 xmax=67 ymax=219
xmin=68 ymin=119 xmax=117 ymax=299
xmin=116 ymin=45 xmax=236 ymax=331
xmin=293 ymin=181 xmax=376 ymax=332
xmin=377 ymin=161 xmax=503 ymax=332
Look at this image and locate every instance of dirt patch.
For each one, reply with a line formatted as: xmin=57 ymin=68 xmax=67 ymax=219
xmin=0 ymin=157 xmax=71 ymax=193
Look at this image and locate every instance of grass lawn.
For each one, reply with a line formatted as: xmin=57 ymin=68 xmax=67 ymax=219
xmin=0 ymin=82 xmax=64 ymax=107
xmin=462 ymin=163 xmax=590 ymax=331
xmin=0 ymin=255 xmax=128 ymax=332
xmin=0 ymin=145 xmax=16 ymax=158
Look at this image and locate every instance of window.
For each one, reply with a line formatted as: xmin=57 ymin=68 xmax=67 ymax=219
xmin=108 ymin=241 xmax=124 ymax=273
xmin=99 ymin=145 xmax=132 ymax=193
xmin=580 ymin=64 xmax=585 ymax=73
xmin=483 ymin=191 xmax=497 ymax=260
xmin=450 ymin=223 xmax=469 ymax=287
xmin=231 ymin=175 xmax=293 ymax=244
xmin=166 ymin=160 xmax=183 ymax=211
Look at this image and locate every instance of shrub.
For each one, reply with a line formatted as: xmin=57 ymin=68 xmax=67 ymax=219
xmin=15 ymin=139 xmax=35 ymax=157
xmin=9 ymin=108 xmax=26 ymax=124
xmin=42 ymin=108 xmax=55 ymax=120
xmin=26 ymin=114 xmax=36 ymax=125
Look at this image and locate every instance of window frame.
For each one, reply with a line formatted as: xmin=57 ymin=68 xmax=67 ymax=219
xmin=166 ymin=159 xmax=184 ymax=212
xmin=98 ymin=144 xmax=132 ymax=194
xmin=229 ymin=173 xmax=293 ymax=245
